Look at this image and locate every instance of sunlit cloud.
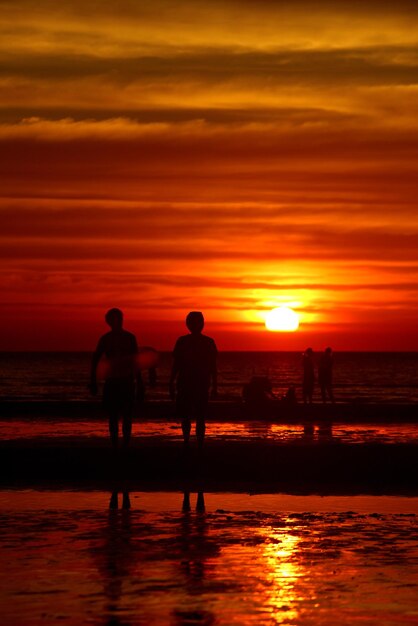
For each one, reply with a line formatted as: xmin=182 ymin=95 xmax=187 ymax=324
xmin=0 ymin=0 xmax=417 ymax=348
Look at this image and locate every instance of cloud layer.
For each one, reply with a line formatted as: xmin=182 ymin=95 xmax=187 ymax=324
xmin=0 ymin=0 xmax=417 ymax=348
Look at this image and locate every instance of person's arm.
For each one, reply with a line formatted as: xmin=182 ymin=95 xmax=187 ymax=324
xmin=89 ymin=338 xmax=104 ymax=395
xmin=169 ymin=341 xmax=179 ymax=400
xmin=169 ymin=362 xmax=178 ymax=401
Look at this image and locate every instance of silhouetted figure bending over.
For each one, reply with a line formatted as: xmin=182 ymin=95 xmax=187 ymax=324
xmin=170 ymin=311 xmax=217 ymax=448
xmin=302 ymin=347 xmax=315 ymax=404
xmin=90 ymin=308 xmax=140 ymax=450
xmin=319 ymin=347 xmax=334 ymax=403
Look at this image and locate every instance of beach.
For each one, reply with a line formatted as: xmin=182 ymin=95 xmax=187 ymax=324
xmin=1 ymin=354 xmax=418 ymax=624
xmin=1 ymin=489 xmax=418 ymax=625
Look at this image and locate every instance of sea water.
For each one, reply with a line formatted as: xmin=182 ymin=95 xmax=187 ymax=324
xmin=0 ymin=351 xmax=417 ymax=403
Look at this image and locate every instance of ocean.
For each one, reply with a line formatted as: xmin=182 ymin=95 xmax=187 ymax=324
xmin=0 ymin=351 xmax=417 ymax=403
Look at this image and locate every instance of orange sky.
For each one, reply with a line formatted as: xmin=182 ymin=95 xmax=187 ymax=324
xmin=0 ymin=0 xmax=417 ymax=350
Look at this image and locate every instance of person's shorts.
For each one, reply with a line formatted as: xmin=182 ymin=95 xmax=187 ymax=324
xmin=103 ymin=378 xmax=135 ymax=415
xmin=176 ymin=387 xmax=209 ymax=421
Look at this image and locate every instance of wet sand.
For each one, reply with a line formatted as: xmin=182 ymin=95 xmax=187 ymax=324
xmin=2 ymin=436 xmax=418 ymax=494
xmin=1 ymin=399 xmax=418 ymax=421
xmin=0 ymin=489 xmax=417 ymax=626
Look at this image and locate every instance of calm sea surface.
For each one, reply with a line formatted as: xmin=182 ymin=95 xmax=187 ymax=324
xmin=0 ymin=490 xmax=417 ymax=626
xmin=0 ymin=351 xmax=417 ymax=403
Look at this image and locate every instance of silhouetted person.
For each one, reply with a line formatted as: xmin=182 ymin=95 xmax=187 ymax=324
xmin=282 ymin=384 xmax=297 ymax=405
xmin=90 ymin=308 xmax=140 ymax=450
xmin=319 ymin=347 xmax=334 ymax=403
xmin=302 ymin=347 xmax=315 ymax=404
xmin=169 ymin=311 xmax=217 ymax=448
xmin=242 ymin=376 xmax=276 ymax=414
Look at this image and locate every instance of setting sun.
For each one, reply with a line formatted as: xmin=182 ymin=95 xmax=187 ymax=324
xmin=265 ymin=307 xmax=300 ymax=332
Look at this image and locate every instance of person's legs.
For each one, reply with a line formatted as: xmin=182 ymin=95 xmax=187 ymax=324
xmin=109 ymin=491 xmax=118 ymax=509
xmin=177 ymin=391 xmax=192 ymax=446
xmin=104 ymin=380 xmax=119 ymax=448
xmin=122 ymin=411 xmax=132 ymax=448
xmin=196 ymin=492 xmax=205 ymax=512
xmin=181 ymin=418 xmax=192 ymax=446
xmin=122 ymin=491 xmax=131 ymax=509
xmin=196 ymin=418 xmax=206 ymax=449
xmin=182 ymin=491 xmax=191 ymax=512
xmin=108 ymin=412 xmax=119 ymax=449
xmin=195 ymin=390 xmax=208 ymax=448
xmin=320 ymin=384 xmax=326 ymax=403
xmin=116 ymin=379 xmax=134 ymax=449
xmin=308 ymin=383 xmax=314 ymax=404
xmin=303 ymin=383 xmax=308 ymax=404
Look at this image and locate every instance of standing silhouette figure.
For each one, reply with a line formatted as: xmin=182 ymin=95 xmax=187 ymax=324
xmin=90 ymin=308 xmax=140 ymax=450
xmin=169 ymin=311 xmax=217 ymax=448
xmin=302 ymin=347 xmax=315 ymax=404
xmin=319 ymin=347 xmax=334 ymax=403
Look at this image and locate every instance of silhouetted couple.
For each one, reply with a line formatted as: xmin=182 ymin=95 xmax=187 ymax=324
xmin=302 ymin=347 xmax=334 ymax=404
xmin=90 ymin=309 xmax=217 ymax=450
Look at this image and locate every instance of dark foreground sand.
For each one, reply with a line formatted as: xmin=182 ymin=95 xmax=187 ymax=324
xmin=2 ymin=436 xmax=418 ymax=494
xmin=1 ymin=400 xmax=418 ymax=421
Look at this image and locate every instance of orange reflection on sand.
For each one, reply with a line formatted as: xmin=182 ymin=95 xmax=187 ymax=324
xmin=257 ymin=525 xmax=307 ymax=623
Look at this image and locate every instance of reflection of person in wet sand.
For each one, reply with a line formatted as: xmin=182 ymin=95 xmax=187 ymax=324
xmin=170 ymin=312 xmax=218 ymax=449
xmin=303 ymin=420 xmax=333 ymax=441
xmin=90 ymin=308 xmax=141 ymax=450
xmin=91 ymin=490 xmax=134 ymax=626
xmin=172 ymin=491 xmax=218 ymax=625
xmin=302 ymin=348 xmax=315 ymax=404
xmin=319 ymin=347 xmax=335 ymax=403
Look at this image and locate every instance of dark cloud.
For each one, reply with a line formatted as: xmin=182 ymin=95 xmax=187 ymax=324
xmin=1 ymin=46 xmax=417 ymax=87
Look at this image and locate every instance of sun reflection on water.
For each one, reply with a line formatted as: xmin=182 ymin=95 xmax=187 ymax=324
xmin=259 ymin=527 xmax=304 ymax=623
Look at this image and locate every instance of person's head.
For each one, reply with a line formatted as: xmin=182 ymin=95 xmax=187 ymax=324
xmin=105 ymin=308 xmax=123 ymax=330
xmin=325 ymin=346 xmax=332 ymax=355
xmin=305 ymin=347 xmax=313 ymax=357
xmin=186 ymin=311 xmax=204 ymax=334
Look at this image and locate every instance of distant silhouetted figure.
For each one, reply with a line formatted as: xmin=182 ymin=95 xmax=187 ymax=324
xmin=319 ymin=347 xmax=334 ymax=403
xmin=282 ymin=384 xmax=297 ymax=405
xmin=170 ymin=311 xmax=217 ymax=448
xmin=302 ymin=348 xmax=315 ymax=404
xmin=243 ymin=376 xmax=276 ymax=411
xmin=90 ymin=308 xmax=139 ymax=450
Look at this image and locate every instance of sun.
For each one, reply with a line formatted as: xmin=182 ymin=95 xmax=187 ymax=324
xmin=265 ymin=307 xmax=300 ymax=332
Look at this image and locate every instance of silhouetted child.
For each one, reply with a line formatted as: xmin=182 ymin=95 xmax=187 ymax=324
xmin=282 ymin=384 xmax=297 ymax=405
xmin=90 ymin=308 xmax=140 ymax=450
xmin=302 ymin=348 xmax=315 ymax=404
xmin=170 ymin=311 xmax=218 ymax=448
xmin=242 ymin=376 xmax=275 ymax=410
xmin=319 ymin=347 xmax=334 ymax=403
